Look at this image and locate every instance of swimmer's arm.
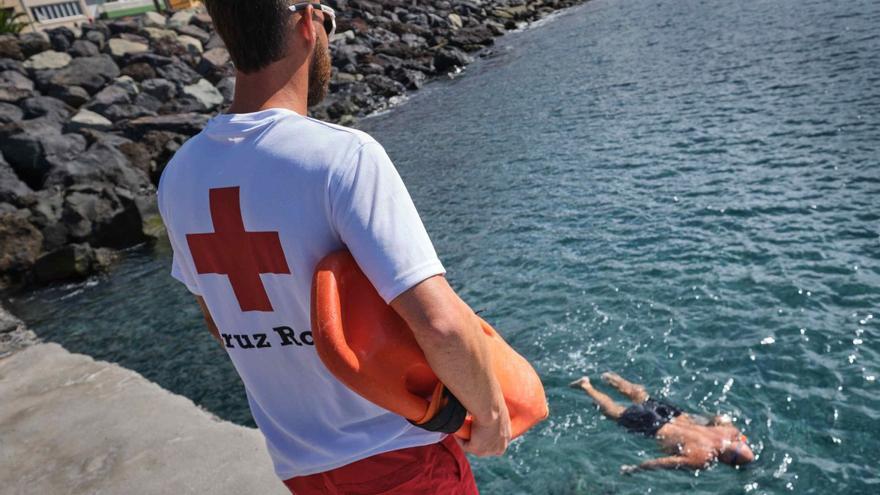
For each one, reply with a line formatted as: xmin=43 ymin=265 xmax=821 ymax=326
xmin=195 ymin=296 xmax=224 ymax=347
xmin=621 ymin=456 xmax=704 ymax=473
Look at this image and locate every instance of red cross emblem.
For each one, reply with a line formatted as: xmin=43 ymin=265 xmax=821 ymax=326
xmin=186 ymin=187 xmax=290 ymax=312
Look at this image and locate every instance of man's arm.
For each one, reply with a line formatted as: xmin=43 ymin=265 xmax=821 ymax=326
xmin=390 ymin=275 xmax=511 ymax=457
xmin=621 ymin=455 xmax=707 ymax=474
xmin=195 ymin=296 xmax=223 ymax=347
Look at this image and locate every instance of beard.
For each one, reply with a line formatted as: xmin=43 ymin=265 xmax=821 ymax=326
xmin=307 ymin=36 xmax=332 ymax=107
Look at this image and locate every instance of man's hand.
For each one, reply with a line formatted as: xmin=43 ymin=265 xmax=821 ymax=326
xmin=457 ymin=405 xmax=512 ymax=456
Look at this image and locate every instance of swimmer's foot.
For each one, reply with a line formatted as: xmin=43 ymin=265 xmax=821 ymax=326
xmin=601 ymin=372 xmax=624 ymax=386
xmin=569 ymin=377 xmax=592 ymax=390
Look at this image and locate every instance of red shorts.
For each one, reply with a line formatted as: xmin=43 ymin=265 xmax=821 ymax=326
xmin=283 ymin=435 xmax=478 ymax=495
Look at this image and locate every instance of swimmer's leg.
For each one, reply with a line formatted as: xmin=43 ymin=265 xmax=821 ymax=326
xmin=601 ymin=372 xmax=649 ymax=403
xmin=569 ymin=377 xmax=626 ymax=419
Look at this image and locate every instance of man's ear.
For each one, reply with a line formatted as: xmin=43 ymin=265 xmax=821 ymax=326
xmin=296 ymin=5 xmax=318 ymax=47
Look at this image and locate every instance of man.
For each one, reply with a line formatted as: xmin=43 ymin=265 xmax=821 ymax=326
xmin=157 ymin=2 xmax=510 ymax=493
xmin=570 ymin=372 xmax=755 ymax=473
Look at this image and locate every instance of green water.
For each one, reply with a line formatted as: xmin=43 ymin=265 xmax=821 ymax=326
xmin=8 ymin=0 xmax=880 ymax=493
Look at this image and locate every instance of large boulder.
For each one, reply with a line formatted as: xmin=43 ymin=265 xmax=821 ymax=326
xmin=0 ymin=102 xmax=23 ymax=124
xmin=123 ymin=113 xmax=210 ymax=138
xmin=197 ymin=47 xmax=232 ymax=82
xmin=43 ymin=138 xmax=151 ymax=192
xmin=0 ymin=119 xmax=87 ymax=189
xmin=18 ymin=32 xmax=51 ymax=58
xmin=33 ymin=242 xmax=115 ymax=284
xmin=174 ymin=24 xmax=211 ymax=44
xmin=142 ymin=11 xmax=168 ymax=28
xmin=22 ymin=50 xmax=72 ymax=71
xmin=0 ymin=209 xmax=43 ymax=279
xmin=0 ymin=70 xmax=34 ymax=103
xmin=182 ymin=78 xmax=223 ymax=111
xmin=48 ymin=85 xmax=90 ymax=107
xmin=49 ymin=55 xmax=120 ymax=94
xmin=216 ymin=76 xmax=235 ymax=102
xmin=176 ymin=35 xmax=203 ymax=55
xmin=84 ymin=30 xmax=106 ymax=50
xmin=69 ymin=39 xmax=100 ymax=58
xmin=107 ymin=38 xmax=150 ymax=58
xmin=0 ymin=34 xmax=23 ymax=60
xmin=121 ymin=62 xmax=157 ymax=81
xmin=168 ymin=9 xmax=196 ymax=28
xmin=65 ymin=109 xmax=113 ymax=133
xmin=19 ymin=96 xmax=74 ymax=123
xmin=140 ymin=78 xmax=177 ymax=100
xmin=0 ymin=58 xmax=24 ymax=74
xmin=0 ymin=152 xmax=33 ymax=207
xmin=28 ymin=188 xmax=66 ymax=251
xmin=156 ymin=59 xmax=201 ymax=87
xmin=143 ymin=27 xmax=179 ymax=43
xmin=433 ymin=46 xmax=473 ymax=72
xmin=46 ymin=27 xmax=76 ymax=52
xmin=60 ymin=183 xmax=149 ymax=248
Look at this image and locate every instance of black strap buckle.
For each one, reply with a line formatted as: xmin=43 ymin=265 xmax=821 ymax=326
xmin=409 ymin=387 xmax=468 ymax=434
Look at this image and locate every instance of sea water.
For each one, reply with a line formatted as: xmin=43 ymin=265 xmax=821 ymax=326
xmin=9 ymin=0 xmax=879 ymax=492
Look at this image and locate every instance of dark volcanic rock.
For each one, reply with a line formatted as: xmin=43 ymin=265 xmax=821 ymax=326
xmin=364 ymin=74 xmax=406 ymax=97
xmin=47 ymin=27 xmax=75 ymax=52
xmin=48 ymin=85 xmax=90 ymax=107
xmin=0 ymin=58 xmax=24 ymax=74
xmin=49 ymin=55 xmax=120 ymax=95
xmin=215 ymin=77 xmax=235 ymax=103
xmin=0 ymin=120 xmax=87 ymax=189
xmin=0 ymin=102 xmax=23 ymax=124
xmin=197 ymin=47 xmax=232 ymax=82
xmin=126 ymin=52 xmax=173 ymax=67
xmin=124 ymin=113 xmax=209 ymax=138
xmin=389 ymin=67 xmax=426 ymax=90
xmin=174 ymin=24 xmax=211 ymax=44
xmin=0 ymin=209 xmax=43 ymax=278
xmin=84 ymin=29 xmax=107 ymax=50
xmin=140 ymin=78 xmax=177 ymax=100
xmin=69 ymin=39 xmax=100 ymax=58
xmin=433 ymin=46 xmax=474 ymax=72
xmin=18 ymin=32 xmax=51 ymax=58
xmin=0 ymin=70 xmax=35 ymax=102
xmin=33 ymin=242 xmax=115 ymax=284
xmin=0 ymin=34 xmax=24 ymax=60
xmin=43 ymin=138 xmax=151 ymax=192
xmin=0 ymin=152 xmax=33 ymax=207
xmin=121 ymin=62 xmax=157 ymax=81
xmin=20 ymin=96 xmax=74 ymax=122
xmin=60 ymin=184 xmax=148 ymax=248
xmin=156 ymin=59 xmax=202 ymax=87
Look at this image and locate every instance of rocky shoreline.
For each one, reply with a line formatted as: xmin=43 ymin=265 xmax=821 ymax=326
xmin=0 ymin=0 xmax=587 ymax=291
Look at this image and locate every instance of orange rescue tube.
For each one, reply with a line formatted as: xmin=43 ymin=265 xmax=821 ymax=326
xmin=310 ymin=250 xmax=549 ymax=440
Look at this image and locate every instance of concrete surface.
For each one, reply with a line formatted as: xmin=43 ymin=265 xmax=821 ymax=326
xmin=0 ymin=342 xmax=288 ymax=495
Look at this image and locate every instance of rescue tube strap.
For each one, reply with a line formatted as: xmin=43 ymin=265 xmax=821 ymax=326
xmin=411 ymin=387 xmax=467 ymax=434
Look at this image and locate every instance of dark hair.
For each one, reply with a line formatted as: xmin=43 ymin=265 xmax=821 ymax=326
xmin=204 ymin=1 xmax=292 ymax=73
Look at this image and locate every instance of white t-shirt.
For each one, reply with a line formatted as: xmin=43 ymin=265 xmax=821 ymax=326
xmin=157 ymin=108 xmax=446 ymax=479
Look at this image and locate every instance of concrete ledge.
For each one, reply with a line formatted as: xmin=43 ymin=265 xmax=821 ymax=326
xmin=0 ymin=343 xmax=287 ymax=495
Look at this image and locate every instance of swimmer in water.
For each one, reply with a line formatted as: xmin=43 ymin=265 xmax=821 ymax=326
xmin=570 ymin=372 xmax=755 ymax=474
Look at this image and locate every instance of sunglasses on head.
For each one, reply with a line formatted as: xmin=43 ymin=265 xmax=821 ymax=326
xmin=288 ymin=3 xmax=337 ymax=39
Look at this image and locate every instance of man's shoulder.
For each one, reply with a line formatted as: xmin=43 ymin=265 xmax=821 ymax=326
xmin=293 ymin=114 xmax=380 ymax=150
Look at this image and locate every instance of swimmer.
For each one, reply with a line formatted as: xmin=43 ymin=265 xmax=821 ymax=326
xmin=570 ymin=372 xmax=755 ymax=474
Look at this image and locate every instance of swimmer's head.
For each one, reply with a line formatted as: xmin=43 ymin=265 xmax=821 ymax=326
xmin=718 ymin=435 xmax=755 ymax=466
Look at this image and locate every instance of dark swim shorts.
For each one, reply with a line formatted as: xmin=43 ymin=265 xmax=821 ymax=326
xmin=618 ymin=398 xmax=683 ymax=437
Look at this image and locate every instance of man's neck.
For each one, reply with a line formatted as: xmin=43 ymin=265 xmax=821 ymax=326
xmin=227 ymin=64 xmax=309 ymax=115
